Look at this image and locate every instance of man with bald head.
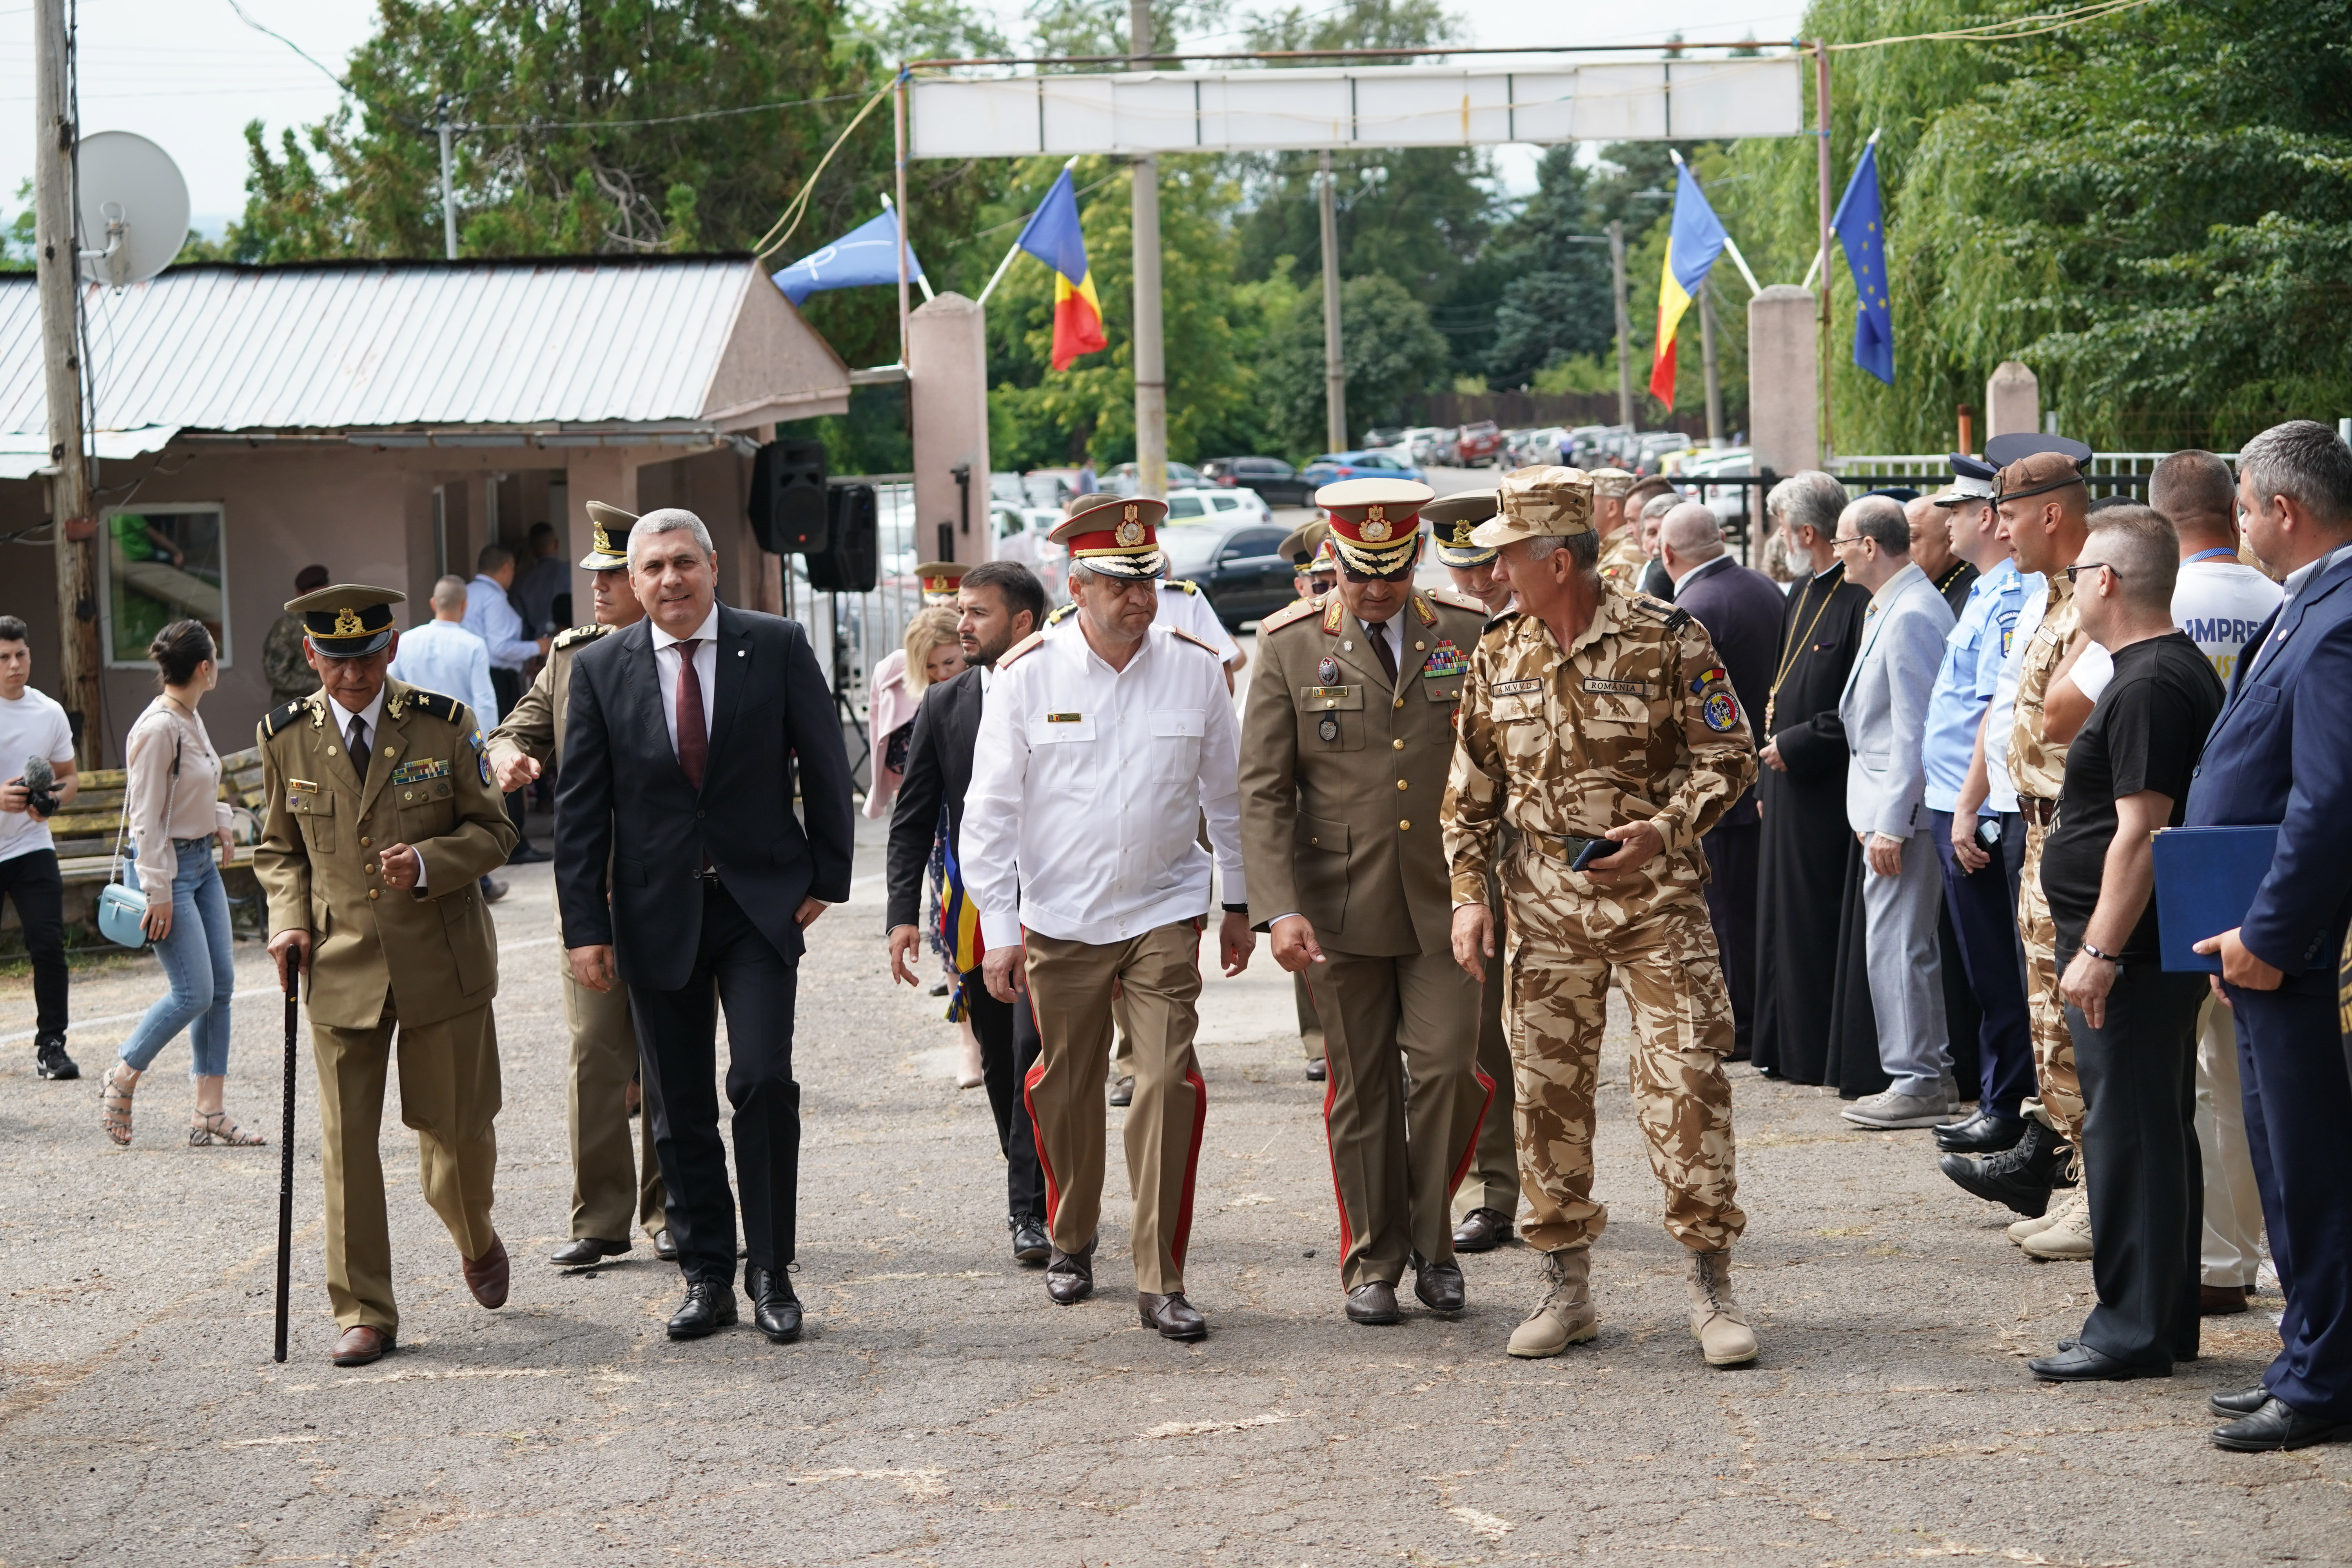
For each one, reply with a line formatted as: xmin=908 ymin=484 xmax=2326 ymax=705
xmin=1907 ymin=494 xmax=1978 ymax=613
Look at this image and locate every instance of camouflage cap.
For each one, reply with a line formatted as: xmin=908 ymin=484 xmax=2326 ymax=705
xmin=580 ymin=500 xmax=635 ymax=570
xmin=1423 ymin=489 xmax=1500 ymax=567
xmin=1588 ymin=468 xmax=1637 ymax=499
xmin=1470 ymin=466 xmax=1594 ymax=547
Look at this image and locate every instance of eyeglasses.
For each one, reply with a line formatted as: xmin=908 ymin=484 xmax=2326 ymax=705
xmin=2060 ymin=562 xmax=2117 ymax=583
xmin=1830 ymin=534 xmax=1864 ymax=548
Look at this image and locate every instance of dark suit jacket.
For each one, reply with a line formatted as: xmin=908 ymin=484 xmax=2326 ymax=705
xmin=2184 ymin=551 xmax=2352 ymax=990
xmin=1674 ymin=554 xmax=1789 ymax=826
xmin=885 ymin=664 xmax=985 ymax=933
xmin=555 ymin=602 xmax=855 ymax=990
xmin=1767 ymin=563 xmax=1872 ymax=780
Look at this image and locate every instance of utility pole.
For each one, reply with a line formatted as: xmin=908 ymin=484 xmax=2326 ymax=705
xmin=1129 ymin=0 xmax=1167 ymax=498
xmin=1318 ymin=149 xmax=1346 ymax=453
xmin=1813 ymin=40 xmax=1834 ymax=465
xmin=1607 ymin=219 xmax=1633 ymax=429
xmin=436 ymin=94 xmax=458 ymax=260
xmin=1698 ymin=274 xmax=1724 ymax=447
xmin=35 ymin=0 xmax=100 ymax=765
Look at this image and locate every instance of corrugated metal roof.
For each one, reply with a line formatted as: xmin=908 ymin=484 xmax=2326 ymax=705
xmin=0 ymin=256 xmax=837 ymax=436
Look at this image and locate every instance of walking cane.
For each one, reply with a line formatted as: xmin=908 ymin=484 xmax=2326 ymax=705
xmin=273 ymin=952 xmax=298 ymax=1363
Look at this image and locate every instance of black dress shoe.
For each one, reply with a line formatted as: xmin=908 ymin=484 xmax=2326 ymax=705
xmin=1452 ymin=1207 xmax=1513 ymax=1252
xmin=506 ymin=842 xmax=552 ymax=864
xmin=653 ymin=1229 xmax=678 ymax=1263
xmin=666 ymin=1277 xmax=738 ymax=1340
xmin=1939 ymin=1117 xmax=2072 ymax=1216
xmin=1412 ymin=1255 xmax=1466 ymax=1315
xmin=745 ymin=1265 xmax=803 ymax=1343
xmin=1304 ymin=1057 xmax=1327 ymax=1082
xmin=1009 ymin=1214 xmax=1050 ymax=1266
xmin=1933 ymin=1107 xmax=2025 ymax=1154
xmin=550 ymin=1236 xmax=631 ymax=1267
xmin=1140 ymin=1290 xmax=1207 ymax=1339
xmin=1045 ymin=1240 xmax=1096 ymax=1304
xmin=2210 ymin=1384 xmax=2272 ymax=1419
xmin=2029 ymin=1343 xmax=2167 ymax=1382
xmin=1345 ymin=1281 xmax=1401 ymax=1325
xmin=2212 ymin=1397 xmax=2352 ymax=1452
xmin=1108 ymin=1076 xmax=1134 ymax=1107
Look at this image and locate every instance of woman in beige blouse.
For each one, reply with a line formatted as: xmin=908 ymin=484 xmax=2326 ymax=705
xmin=97 ymin=620 xmax=261 ymax=1147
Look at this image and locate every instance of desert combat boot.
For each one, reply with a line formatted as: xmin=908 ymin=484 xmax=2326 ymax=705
xmin=1506 ymin=1247 xmax=1599 ymax=1358
xmin=1687 ymin=1249 xmax=1759 ymax=1367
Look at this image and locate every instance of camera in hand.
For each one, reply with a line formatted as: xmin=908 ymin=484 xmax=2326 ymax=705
xmin=20 ymin=754 xmax=61 ymax=818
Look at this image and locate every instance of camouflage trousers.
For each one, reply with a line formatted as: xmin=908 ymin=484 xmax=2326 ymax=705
xmin=1499 ymin=847 xmax=1745 ymax=1255
xmin=2016 ymin=818 xmax=2083 ymax=1146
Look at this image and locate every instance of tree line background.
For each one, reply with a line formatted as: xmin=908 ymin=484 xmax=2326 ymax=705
xmin=20 ymin=0 xmax=2348 ymax=471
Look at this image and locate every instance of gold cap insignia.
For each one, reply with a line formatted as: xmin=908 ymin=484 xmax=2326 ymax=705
xmin=1361 ymin=506 xmax=1392 ymax=543
xmin=332 ymin=608 xmax=364 ymax=637
xmin=1122 ymin=503 xmax=1139 ymax=523
xmin=593 ymin=524 xmax=615 ymax=555
xmin=1116 ymin=520 xmax=1145 ymax=546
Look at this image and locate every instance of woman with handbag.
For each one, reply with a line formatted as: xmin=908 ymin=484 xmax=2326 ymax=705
xmin=96 ymin=620 xmax=261 ymax=1148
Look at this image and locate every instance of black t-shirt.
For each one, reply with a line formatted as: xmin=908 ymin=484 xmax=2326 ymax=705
xmin=2042 ymin=632 xmax=2226 ymax=956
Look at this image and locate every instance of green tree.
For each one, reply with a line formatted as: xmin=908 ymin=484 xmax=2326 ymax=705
xmin=1261 ymin=269 xmax=1449 ymax=451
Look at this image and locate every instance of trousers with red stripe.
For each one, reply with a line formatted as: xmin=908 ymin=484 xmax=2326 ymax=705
xmin=1021 ymin=922 xmax=1207 ymax=1296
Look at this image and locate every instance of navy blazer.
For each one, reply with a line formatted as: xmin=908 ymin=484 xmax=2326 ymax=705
xmin=555 ymin=603 xmax=856 ymax=990
xmin=2183 ymin=550 xmax=2352 ymax=989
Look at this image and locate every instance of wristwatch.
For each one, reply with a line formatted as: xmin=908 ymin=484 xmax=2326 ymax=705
xmin=2080 ymin=941 xmax=2122 ymax=965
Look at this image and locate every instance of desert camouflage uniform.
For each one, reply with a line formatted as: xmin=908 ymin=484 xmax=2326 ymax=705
xmin=2007 ymin=576 xmax=2084 ymax=1146
xmin=1597 ymin=530 xmax=1650 ymax=594
xmin=1443 ymin=590 xmax=1757 ymax=1255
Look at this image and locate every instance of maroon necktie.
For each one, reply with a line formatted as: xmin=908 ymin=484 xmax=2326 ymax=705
xmin=673 ymin=639 xmax=708 ymax=791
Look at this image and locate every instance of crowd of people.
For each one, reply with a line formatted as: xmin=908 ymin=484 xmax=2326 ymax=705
xmin=5 ymin=421 xmax=2348 ymax=1460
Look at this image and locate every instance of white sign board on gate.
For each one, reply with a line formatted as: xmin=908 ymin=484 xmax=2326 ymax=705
xmin=906 ymin=57 xmax=1802 ymax=158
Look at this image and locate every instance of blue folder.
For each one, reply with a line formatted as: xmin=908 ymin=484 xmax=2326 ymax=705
xmin=2151 ymin=824 xmax=2280 ymax=972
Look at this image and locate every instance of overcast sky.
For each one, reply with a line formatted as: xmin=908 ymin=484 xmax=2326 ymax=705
xmin=0 ymin=0 xmax=1807 ymax=234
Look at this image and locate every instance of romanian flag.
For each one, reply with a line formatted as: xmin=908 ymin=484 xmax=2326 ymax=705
xmin=936 ymin=818 xmax=984 ymax=1022
xmin=1646 ymin=159 xmax=1731 ymax=410
xmin=1016 ymin=169 xmax=1107 ymax=372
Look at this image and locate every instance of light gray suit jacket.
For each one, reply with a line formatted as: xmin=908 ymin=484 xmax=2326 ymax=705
xmin=1838 ymin=562 xmax=1957 ymax=840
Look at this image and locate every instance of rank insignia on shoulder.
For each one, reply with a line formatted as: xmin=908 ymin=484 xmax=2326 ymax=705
xmin=1045 ymin=603 xmax=1078 ymax=626
xmin=391 ymin=757 xmax=451 ymax=786
xmin=1422 ymin=639 xmax=1466 ymax=678
xmin=1168 ymin=626 xmax=1223 ymax=657
xmin=554 ymin=623 xmax=612 ymax=650
xmin=1258 ymin=597 xmax=1320 ymax=635
xmin=1410 ymin=594 xmax=1437 ymax=627
xmin=1702 ymin=688 xmax=1743 ymax=733
xmin=1492 ymin=677 xmax=1543 ymax=697
xmin=262 ymin=699 xmax=310 ymax=739
xmin=1000 ymin=630 xmax=1047 ymax=666
xmin=1165 ymin=579 xmax=1200 ymax=595
xmin=1689 ymin=665 xmax=1730 ymax=695
xmin=1321 ymin=597 xmax=1345 ymax=634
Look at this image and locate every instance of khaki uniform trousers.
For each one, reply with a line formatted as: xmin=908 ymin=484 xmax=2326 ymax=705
xmin=2016 ymin=818 xmax=2084 ymax=1145
xmin=1294 ymin=972 xmax=1326 ymax=1062
xmin=2195 ymin=991 xmax=2267 ymax=1289
xmin=1024 ymin=922 xmax=1205 ymax=1295
xmin=1306 ymin=947 xmax=1488 ymax=1290
xmin=1456 ymin=875 xmax=1520 ymax=1219
xmin=1502 ymin=851 xmax=1745 ymax=1257
xmin=314 ymin=989 xmax=501 ymax=1332
xmin=560 ymin=948 xmax=665 ymax=1242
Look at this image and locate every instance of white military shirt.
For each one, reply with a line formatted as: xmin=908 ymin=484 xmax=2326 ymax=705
xmin=964 ymin=617 xmax=1245 ymax=948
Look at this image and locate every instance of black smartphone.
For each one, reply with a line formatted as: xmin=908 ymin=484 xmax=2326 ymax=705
xmin=1568 ymin=836 xmax=1608 ymax=871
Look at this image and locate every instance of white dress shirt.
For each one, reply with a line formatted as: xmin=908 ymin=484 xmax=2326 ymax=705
xmin=328 ymin=686 xmax=424 ymax=887
xmin=650 ymin=606 xmax=720 ymax=761
xmin=964 ymin=619 xmax=1246 ymax=948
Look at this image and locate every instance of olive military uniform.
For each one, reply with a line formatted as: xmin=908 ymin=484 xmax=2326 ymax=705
xmin=1241 ymin=583 xmax=1494 ymax=1292
xmin=484 ymin=621 xmax=666 ymax=1248
xmin=254 ymin=679 xmax=518 ymax=1334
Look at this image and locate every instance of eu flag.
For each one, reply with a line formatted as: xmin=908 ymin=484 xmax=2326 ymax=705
xmin=1831 ymin=138 xmax=1894 ymax=387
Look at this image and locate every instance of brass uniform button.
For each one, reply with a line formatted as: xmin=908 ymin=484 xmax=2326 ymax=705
xmin=367 ymin=888 xmax=380 ymax=900
xmin=1396 ymin=779 xmax=1408 ymax=791
xmin=359 ymin=836 xmax=371 ymax=847
xmin=1415 ymin=640 xmax=1426 ymax=651
xmin=326 ymin=746 xmax=337 ymax=756
xmin=1398 ymin=819 xmax=1410 ymax=831
xmin=1392 ymin=696 xmax=1404 ymax=709
xmin=1392 ymin=739 xmax=1404 ymax=750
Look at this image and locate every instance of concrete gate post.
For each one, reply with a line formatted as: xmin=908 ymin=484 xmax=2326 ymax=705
xmin=1748 ymin=283 xmax=1821 ymax=477
xmin=1986 ymin=361 xmax=2040 ymax=442
xmin=909 ymin=293 xmax=994 ymax=563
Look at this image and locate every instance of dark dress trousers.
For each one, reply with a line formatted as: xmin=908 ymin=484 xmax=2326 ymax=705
xmin=886 ymin=666 xmax=1045 ymax=1224
xmin=2184 ymin=550 xmax=2352 ymax=1421
xmin=1673 ymin=554 xmax=1787 ymax=1060
xmin=1751 ymin=563 xmax=1871 ymax=1084
xmin=556 ymin=604 xmax=855 ymax=1285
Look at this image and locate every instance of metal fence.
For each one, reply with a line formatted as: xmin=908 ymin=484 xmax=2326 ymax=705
xmin=779 ymin=479 xmax=923 ymax=797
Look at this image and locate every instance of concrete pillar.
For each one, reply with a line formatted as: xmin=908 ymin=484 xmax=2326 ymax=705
xmin=1748 ymin=284 xmax=1820 ymax=476
xmin=909 ymin=292 xmax=993 ymax=563
xmin=1986 ymin=361 xmax=2039 ymax=442
xmin=566 ymin=447 xmax=640 ymax=631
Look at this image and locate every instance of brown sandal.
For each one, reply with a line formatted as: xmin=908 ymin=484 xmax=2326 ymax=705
xmin=99 ymin=1065 xmax=134 ymax=1147
xmin=189 ymin=1110 xmax=265 ymax=1148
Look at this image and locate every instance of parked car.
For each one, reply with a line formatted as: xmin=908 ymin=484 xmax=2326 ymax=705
xmin=1104 ymin=459 xmax=1207 ymax=497
xmin=1633 ymin=430 xmax=1699 ymax=473
xmin=1154 ymin=518 xmax=1300 ymax=627
xmin=1396 ymin=426 xmax=1455 ymax=467
xmin=1201 ymin=455 xmax=1314 ymax=508
xmin=1299 ymin=449 xmax=1428 ymax=487
xmin=1454 ymin=420 xmax=1506 ymax=467
xmin=1361 ymin=426 xmax=1410 ymax=452
xmin=1565 ymin=424 xmax=1630 ymax=469
xmin=1024 ymin=468 xmax=1082 ymax=509
xmin=1678 ymin=447 xmax=1756 ymax=534
xmin=1504 ymin=425 xmax=1569 ymax=468
xmin=1165 ymin=486 xmax=1273 ymax=525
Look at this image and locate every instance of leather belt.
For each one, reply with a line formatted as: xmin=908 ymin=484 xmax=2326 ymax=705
xmin=2018 ymin=797 xmax=2057 ymax=828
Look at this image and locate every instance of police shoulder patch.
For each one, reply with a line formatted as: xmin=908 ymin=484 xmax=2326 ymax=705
xmin=1167 ymin=626 xmax=1223 ymax=657
xmin=261 ymin=699 xmax=310 ymax=739
xmin=998 ymin=630 xmax=1047 ymax=667
xmin=554 ymin=622 xmax=612 ymax=651
xmin=1258 ymin=596 xmax=1321 ymax=635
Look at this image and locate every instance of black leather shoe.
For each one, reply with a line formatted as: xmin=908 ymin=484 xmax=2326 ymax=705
xmin=2029 ymin=1343 xmax=2167 ymax=1382
xmin=666 ymin=1277 xmax=738 ymax=1340
xmin=507 ymin=842 xmax=552 ymax=865
xmin=1345 ymin=1281 xmax=1401 ymax=1325
xmin=1412 ymin=1255 xmax=1466 ymax=1315
xmin=1010 ymin=1214 xmax=1050 ymax=1266
xmin=2212 ymin=1397 xmax=2352 ymax=1452
xmin=550 ymin=1236 xmax=631 ymax=1267
xmin=745 ymin=1265 xmax=803 ymax=1343
xmin=1140 ymin=1290 xmax=1207 ymax=1339
xmin=1939 ymin=1117 xmax=2072 ymax=1216
xmin=1108 ymin=1076 xmax=1134 ymax=1107
xmin=1933 ymin=1107 xmax=2025 ymax=1154
xmin=653 ymin=1229 xmax=678 ymax=1263
xmin=1452 ymin=1207 xmax=1513 ymax=1252
xmin=2211 ymin=1385 xmax=2272 ymax=1418
xmin=1304 ymin=1057 xmax=1327 ymax=1082
xmin=1045 ymin=1240 xmax=1096 ymax=1304
xmin=33 ymin=1034 xmax=78 ymax=1080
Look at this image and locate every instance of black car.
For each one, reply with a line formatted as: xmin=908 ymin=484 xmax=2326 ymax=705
xmin=1158 ymin=520 xmax=1298 ymax=629
xmin=1200 ymin=454 xmax=1314 ymax=508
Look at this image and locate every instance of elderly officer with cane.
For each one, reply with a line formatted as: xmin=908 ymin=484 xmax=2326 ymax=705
xmin=254 ymin=584 xmax=518 ymax=1368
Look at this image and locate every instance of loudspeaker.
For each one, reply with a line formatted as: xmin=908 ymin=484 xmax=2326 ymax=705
xmin=749 ymin=439 xmax=829 ymax=554
xmin=804 ymin=483 xmax=877 ymax=593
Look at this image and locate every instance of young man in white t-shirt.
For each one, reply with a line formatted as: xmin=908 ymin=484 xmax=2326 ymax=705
xmin=0 ymin=615 xmax=83 ymax=1079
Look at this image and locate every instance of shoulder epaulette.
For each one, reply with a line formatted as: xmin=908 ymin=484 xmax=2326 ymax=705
xmin=999 ymin=629 xmax=1047 ymax=668
xmin=1410 ymin=593 xmax=1438 ymax=627
xmin=1045 ymin=603 xmax=1078 ymax=626
xmin=1164 ymin=579 xmax=1200 ymax=596
xmin=554 ymin=622 xmax=612 ymax=651
xmin=407 ymin=689 xmax=462 ymax=723
xmin=1167 ymin=626 xmax=1222 ymax=657
xmin=1428 ymin=585 xmax=1487 ymax=614
xmin=1258 ymin=595 xmax=1321 ymax=635
xmin=261 ymin=698 xmax=312 ymax=739
xmin=1321 ymin=596 xmax=1345 ymax=634
xmin=1482 ymin=609 xmax=1522 ymax=637
xmin=1619 ymin=593 xmax=1691 ymax=631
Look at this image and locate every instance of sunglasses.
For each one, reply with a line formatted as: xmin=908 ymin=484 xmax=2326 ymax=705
xmin=2060 ymin=562 xmax=2117 ymax=583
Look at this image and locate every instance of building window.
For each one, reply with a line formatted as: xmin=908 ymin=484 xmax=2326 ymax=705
xmin=100 ymin=504 xmax=229 ymax=668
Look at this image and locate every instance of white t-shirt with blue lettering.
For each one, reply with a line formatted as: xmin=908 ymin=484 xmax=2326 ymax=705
xmin=2069 ymin=556 xmax=2281 ymax=699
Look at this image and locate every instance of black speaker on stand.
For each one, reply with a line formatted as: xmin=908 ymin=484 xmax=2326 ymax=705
xmin=800 ymin=482 xmax=879 ymax=789
xmin=749 ymin=439 xmax=830 ymax=555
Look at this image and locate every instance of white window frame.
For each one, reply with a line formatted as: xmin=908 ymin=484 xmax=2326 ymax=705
xmin=97 ymin=501 xmax=232 ymax=670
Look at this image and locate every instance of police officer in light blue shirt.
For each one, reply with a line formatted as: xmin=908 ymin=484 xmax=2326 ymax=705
xmin=1921 ymin=454 xmax=2038 ymax=1153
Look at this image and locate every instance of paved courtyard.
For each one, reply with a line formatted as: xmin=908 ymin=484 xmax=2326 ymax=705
xmin=2 ymin=826 xmax=2345 ymax=1567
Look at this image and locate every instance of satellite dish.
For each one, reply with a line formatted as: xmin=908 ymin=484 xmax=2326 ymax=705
xmin=74 ymin=130 xmax=190 ymax=288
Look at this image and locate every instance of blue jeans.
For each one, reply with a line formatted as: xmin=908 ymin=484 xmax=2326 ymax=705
xmin=118 ymin=839 xmax=235 ymax=1076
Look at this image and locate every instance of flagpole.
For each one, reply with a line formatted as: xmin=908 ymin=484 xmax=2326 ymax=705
xmin=880 ymin=195 xmax=934 ymax=301
xmin=894 ymin=66 xmax=912 ymax=365
xmin=977 ymin=156 xmax=1080 ymax=307
xmin=1813 ymin=39 xmax=1834 ymax=467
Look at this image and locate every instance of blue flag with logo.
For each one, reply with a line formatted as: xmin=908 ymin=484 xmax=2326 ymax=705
xmin=772 ymin=206 xmax=925 ymax=306
xmin=1831 ymin=139 xmax=1894 ymax=387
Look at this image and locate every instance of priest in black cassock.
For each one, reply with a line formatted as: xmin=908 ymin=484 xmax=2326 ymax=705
xmin=1752 ymin=472 xmax=1874 ymax=1087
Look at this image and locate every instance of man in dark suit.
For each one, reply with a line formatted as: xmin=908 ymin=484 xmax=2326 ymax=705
xmin=556 ymin=508 xmax=855 ymax=1345
xmin=2184 ymin=421 xmax=2352 ymax=1452
xmin=886 ymin=560 xmax=1049 ymax=1267
xmin=1660 ymin=501 xmax=1782 ymax=1061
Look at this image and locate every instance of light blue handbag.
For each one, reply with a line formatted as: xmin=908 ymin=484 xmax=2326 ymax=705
xmin=96 ymin=731 xmax=179 ymax=950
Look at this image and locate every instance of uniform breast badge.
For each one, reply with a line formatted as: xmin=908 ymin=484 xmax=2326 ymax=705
xmin=1318 ymin=654 xmax=1340 ymax=685
xmin=1422 ymin=639 xmax=1465 ymax=678
xmin=1318 ymin=715 xmax=1341 ymax=743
